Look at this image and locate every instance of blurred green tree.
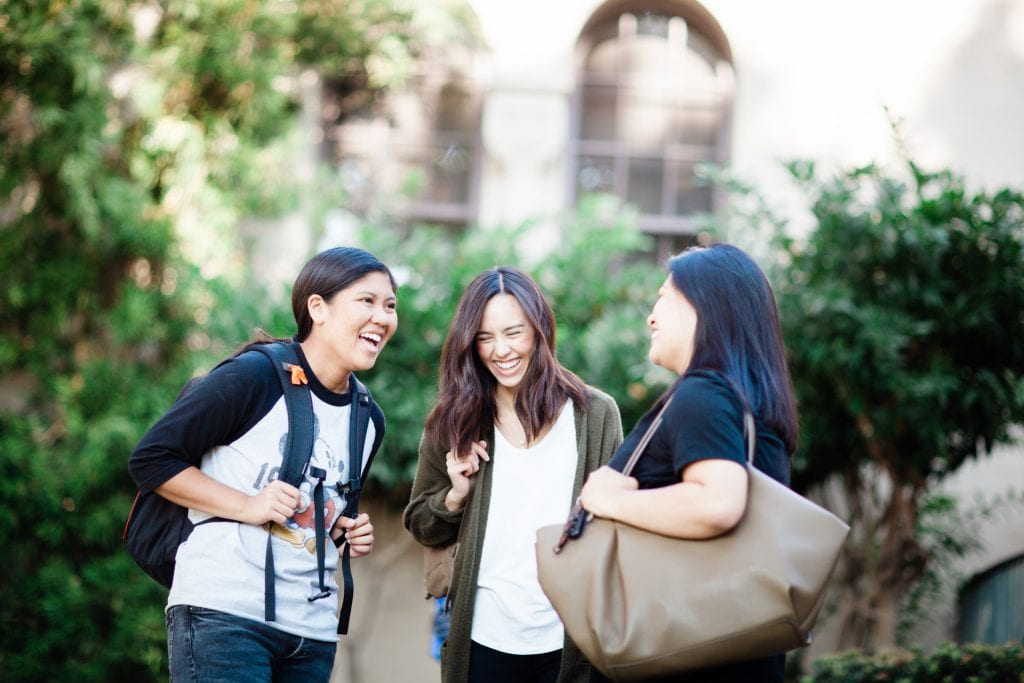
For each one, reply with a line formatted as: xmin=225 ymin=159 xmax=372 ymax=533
xmin=770 ymin=160 xmax=1024 ymax=652
xmin=0 ymin=0 xmax=433 ymax=679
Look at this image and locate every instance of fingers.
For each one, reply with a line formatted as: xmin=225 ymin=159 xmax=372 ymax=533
xmin=265 ymin=479 xmax=301 ymax=498
xmin=579 ymin=467 xmax=638 ymax=518
xmin=245 ymin=479 xmax=301 ymax=525
xmin=471 ymin=440 xmax=490 ymax=462
xmin=341 ymin=513 xmax=374 ymax=557
xmin=268 ymin=480 xmax=301 ymax=524
xmin=445 ymin=440 xmax=489 ymax=474
xmin=445 ymin=451 xmax=478 ymax=477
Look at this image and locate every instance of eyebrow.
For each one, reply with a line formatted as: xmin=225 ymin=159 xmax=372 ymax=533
xmin=355 ymin=290 xmax=396 ymax=301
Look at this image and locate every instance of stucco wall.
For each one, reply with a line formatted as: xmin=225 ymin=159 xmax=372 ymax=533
xmin=470 ymin=0 xmax=1024 ymax=231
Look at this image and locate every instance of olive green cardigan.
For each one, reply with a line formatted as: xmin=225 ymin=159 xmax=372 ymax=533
xmin=403 ymin=388 xmax=623 ymax=683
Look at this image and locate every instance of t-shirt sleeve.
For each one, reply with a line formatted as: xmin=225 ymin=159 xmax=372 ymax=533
xmin=665 ymin=373 xmax=746 ymax=480
xmin=128 ymin=351 xmax=280 ymax=494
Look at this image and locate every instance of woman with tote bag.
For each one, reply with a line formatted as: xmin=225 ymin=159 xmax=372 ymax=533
xmin=577 ymin=243 xmax=799 ymax=682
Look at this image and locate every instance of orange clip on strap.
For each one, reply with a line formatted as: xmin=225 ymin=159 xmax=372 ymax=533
xmin=285 ymin=363 xmax=308 ymax=386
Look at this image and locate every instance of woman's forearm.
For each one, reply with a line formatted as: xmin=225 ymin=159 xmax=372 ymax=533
xmin=154 ymin=467 xmax=252 ymax=521
xmin=584 ymin=460 xmax=749 ymax=539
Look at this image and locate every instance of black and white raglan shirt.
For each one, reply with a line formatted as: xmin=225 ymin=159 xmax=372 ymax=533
xmin=129 ymin=342 xmax=382 ymax=642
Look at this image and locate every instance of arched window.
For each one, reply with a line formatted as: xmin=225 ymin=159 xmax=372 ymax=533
xmin=326 ymin=47 xmax=482 ymax=228
xmin=573 ymin=1 xmax=734 ymax=257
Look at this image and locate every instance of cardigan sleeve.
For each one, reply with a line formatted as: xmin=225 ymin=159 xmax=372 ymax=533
xmin=402 ymin=431 xmax=465 ymax=548
xmin=590 ymin=388 xmax=624 ymax=466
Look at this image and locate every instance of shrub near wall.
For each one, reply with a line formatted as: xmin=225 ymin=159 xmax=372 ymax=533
xmin=804 ymin=641 xmax=1024 ymax=682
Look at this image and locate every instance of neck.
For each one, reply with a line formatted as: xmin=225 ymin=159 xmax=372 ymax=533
xmin=299 ymin=340 xmax=351 ymax=394
xmin=495 ymin=385 xmax=517 ymax=414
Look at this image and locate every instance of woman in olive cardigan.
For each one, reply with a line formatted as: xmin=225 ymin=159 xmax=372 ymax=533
xmin=403 ymin=267 xmax=623 ymax=683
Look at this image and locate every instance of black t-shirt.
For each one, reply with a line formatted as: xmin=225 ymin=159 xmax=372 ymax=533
xmin=609 ymin=370 xmax=790 ymax=488
xmin=600 ymin=369 xmax=790 ymax=683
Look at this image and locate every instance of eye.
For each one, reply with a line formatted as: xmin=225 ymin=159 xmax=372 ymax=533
xmin=386 ymin=301 xmax=397 ymax=311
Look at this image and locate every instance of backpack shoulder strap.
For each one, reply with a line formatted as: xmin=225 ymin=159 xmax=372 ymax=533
xmin=251 ymin=342 xmax=314 ymax=487
xmin=336 ymin=374 xmax=384 ymax=634
xmin=250 ymin=341 xmax=315 ymax=621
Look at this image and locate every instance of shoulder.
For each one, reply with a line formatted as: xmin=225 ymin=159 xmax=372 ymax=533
xmin=668 ymin=371 xmax=742 ymax=423
xmin=191 ymin=348 xmax=280 ymax=402
xmin=581 ymin=386 xmax=618 ymax=414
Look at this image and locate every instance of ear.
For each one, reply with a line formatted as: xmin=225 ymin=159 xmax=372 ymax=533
xmin=307 ymin=294 xmax=328 ymax=325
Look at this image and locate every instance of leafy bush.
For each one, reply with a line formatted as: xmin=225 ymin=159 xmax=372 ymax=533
xmin=804 ymin=641 xmax=1024 ymax=682
xmin=0 ymin=1 xmax=450 ymax=679
xmin=770 ymin=160 xmax=1024 ymax=650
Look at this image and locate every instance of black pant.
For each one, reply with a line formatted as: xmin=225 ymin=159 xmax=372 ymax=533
xmin=589 ymin=653 xmax=785 ymax=682
xmin=468 ymin=640 xmax=561 ymax=683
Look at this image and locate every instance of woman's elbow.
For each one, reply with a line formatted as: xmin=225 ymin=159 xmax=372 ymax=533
xmin=699 ymin=497 xmax=747 ymax=537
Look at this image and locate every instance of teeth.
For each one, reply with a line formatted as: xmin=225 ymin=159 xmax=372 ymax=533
xmin=361 ymin=333 xmax=382 ymax=344
xmin=495 ymin=359 xmax=520 ymax=370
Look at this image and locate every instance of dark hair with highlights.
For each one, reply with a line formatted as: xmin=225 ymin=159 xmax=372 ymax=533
xmin=660 ymin=243 xmax=798 ymax=453
xmin=424 ymin=266 xmax=588 ymax=457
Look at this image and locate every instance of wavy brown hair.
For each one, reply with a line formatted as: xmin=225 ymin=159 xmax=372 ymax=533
xmin=424 ymin=266 xmax=588 ymax=457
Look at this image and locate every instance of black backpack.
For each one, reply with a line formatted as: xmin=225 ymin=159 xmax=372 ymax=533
xmin=122 ymin=341 xmax=382 ymax=634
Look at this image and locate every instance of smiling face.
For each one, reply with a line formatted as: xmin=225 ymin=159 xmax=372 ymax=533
xmin=647 ymin=276 xmax=698 ymax=374
xmin=307 ymin=270 xmax=397 ymax=380
xmin=475 ymin=293 xmax=536 ymax=397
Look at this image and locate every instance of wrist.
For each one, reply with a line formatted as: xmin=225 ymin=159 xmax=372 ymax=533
xmin=444 ymin=489 xmax=466 ymax=512
xmin=234 ymin=493 xmax=257 ymax=525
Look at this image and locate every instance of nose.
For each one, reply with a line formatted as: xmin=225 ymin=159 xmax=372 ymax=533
xmin=494 ymin=337 xmax=511 ymax=357
xmin=371 ymin=305 xmax=393 ymax=326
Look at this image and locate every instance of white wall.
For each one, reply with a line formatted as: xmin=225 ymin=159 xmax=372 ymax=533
xmin=470 ymin=0 xmax=1024 ymax=231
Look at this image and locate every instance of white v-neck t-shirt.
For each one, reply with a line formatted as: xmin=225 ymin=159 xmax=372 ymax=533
xmin=470 ymin=401 xmax=577 ymax=654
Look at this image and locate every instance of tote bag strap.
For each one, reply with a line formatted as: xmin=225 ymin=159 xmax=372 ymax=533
xmin=743 ymin=412 xmax=756 ymax=465
xmin=621 ymin=399 xmax=756 ymax=476
xmin=619 ymin=397 xmax=673 ymax=477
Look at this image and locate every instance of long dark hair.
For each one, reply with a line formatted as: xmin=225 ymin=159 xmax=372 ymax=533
xmin=659 ymin=243 xmax=798 ymax=453
xmin=237 ymin=246 xmax=396 ymax=354
xmin=424 ymin=266 xmax=588 ymax=457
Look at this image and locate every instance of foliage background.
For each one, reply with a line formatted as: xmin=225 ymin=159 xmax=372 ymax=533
xmin=713 ymin=156 xmax=1024 ymax=652
xmin=0 ymin=1 xmax=427 ymax=678
xmin=2 ymin=1 xmax=1023 ymax=681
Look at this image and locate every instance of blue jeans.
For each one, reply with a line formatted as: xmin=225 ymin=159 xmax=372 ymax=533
xmin=166 ymin=605 xmax=337 ymax=683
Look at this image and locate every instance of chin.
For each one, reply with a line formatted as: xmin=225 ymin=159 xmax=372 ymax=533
xmin=495 ymin=376 xmax=524 ymax=390
xmin=353 ymin=354 xmax=380 ymax=372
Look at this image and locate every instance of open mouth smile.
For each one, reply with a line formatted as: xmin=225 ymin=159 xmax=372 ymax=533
xmin=360 ymin=332 xmax=383 ymax=351
xmin=493 ymin=358 xmax=522 ymax=374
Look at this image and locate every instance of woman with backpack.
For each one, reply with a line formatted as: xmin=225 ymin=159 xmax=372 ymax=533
xmin=128 ymin=246 xmax=397 ymax=682
xmin=404 ymin=266 xmax=623 ymax=683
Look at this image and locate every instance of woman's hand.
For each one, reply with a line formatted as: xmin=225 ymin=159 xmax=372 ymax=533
xmin=444 ymin=440 xmax=489 ymax=511
xmin=241 ymin=479 xmax=301 ymax=525
xmin=578 ymin=466 xmax=638 ymax=520
xmin=332 ymin=512 xmax=374 ymax=557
